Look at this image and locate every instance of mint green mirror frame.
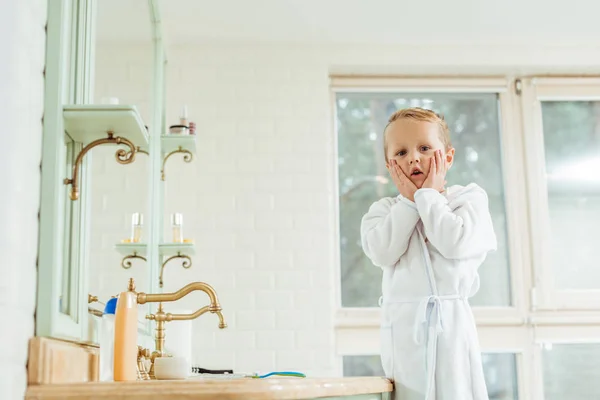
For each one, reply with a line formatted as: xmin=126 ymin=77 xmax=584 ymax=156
xmin=36 ymin=0 xmax=166 ymax=342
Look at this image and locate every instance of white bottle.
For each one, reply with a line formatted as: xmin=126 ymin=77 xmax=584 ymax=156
xmin=99 ymin=297 xmax=118 ymax=381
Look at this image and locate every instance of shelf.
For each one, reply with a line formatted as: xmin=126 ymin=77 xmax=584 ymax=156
xmin=114 ymin=242 xmax=195 ymax=257
xmin=63 ymin=104 xmax=149 ymax=146
xmin=114 ymin=242 xmax=147 ymax=257
xmin=159 ymin=242 xmax=195 ymax=257
xmin=161 ymin=134 xmax=197 ymax=154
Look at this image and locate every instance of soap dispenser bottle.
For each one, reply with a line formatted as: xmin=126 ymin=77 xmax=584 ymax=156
xmin=113 ymin=279 xmax=139 ymax=381
xmin=99 ymin=297 xmax=118 ymax=381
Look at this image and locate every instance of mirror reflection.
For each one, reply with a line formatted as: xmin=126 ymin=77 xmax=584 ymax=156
xmin=87 ymin=0 xmax=154 ymax=336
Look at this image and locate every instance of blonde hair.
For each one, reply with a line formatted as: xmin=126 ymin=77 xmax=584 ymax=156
xmin=383 ymin=107 xmax=452 ymax=161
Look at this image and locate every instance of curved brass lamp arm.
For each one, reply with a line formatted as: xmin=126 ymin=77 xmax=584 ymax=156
xmin=161 ymin=146 xmax=193 ymax=181
xmin=64 ymin=131 xmax=136 ymax=200
xmin=136 ymin=146 xmax=149 ymax=156
xmin=159 ymin=253 xmax=192 ymax=288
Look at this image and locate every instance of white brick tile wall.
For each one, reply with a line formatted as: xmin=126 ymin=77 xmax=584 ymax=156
xmin=235 ymin=271 xmax=275 ymax=290
xmin=255 ymin=250 xmax=294 ymax=270
xmin=215 ymin=331 xmax=256 ymax=350
xmin=256 ymin=331 xmax=295 ymax=351
xmin=255 ymin=291 xmax=293 ymax=310
xmin=274 ymin=272 xmax=311 ymax=291
xmin=87 ymin=37 xmax=600 ymax=381
xmin=295 ymin=330 xmax=332 ymax=350
xmin=275 ymin=310 xmax=314 ymax=330
xmin=236 ymin=311 xmax=276 ymax=331
xmin=0 ymin=1 xmax=46 ymax=398
xmin=235 ymin=349 xmax=276 ymax=372
xmin=80 ymin=39 xmax=594 ymax=382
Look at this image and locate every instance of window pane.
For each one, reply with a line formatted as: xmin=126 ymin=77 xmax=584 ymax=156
xmin=541 ymin=101 xmax=600 ymax=290
xmin=343 ymin=353 xmax=517 ymax=399
xmin=482 ymin=353 xmax=519 ymax=400
xmin=337 ymin=92 xmax=510 ymax=307
xmin=542 ymin=343 xmax=600 ymax=399
xmin=343 ymin=355 xmax=384 ymax=377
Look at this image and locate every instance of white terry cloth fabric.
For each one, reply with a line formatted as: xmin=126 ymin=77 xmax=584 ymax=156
xmin=361 ymin=183 xmax=497 ymax=400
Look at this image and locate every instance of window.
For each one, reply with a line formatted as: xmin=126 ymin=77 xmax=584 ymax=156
xmin=542 ymin=343 xmax=600 ymax=399
xmin=336 ymin=90 xmax=510 ymax=308
xmin=343 ymin=353 xmax=518 ymax=400
xmin=333 ymin=77 xmax=600 ymax=400
xmin=522 ymin=78 xmax=600 ymax=310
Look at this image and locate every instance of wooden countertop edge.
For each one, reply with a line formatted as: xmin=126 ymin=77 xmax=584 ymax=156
xmin=26 ymin=377 xmax=393 ymax=399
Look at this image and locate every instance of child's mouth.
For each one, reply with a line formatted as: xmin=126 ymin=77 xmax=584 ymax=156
xmin=411 ymin=171 xmax=423 ymax=176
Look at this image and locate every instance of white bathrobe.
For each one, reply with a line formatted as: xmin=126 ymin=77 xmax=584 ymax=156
xmin=360 ymin=183 xmax=497 ymax=400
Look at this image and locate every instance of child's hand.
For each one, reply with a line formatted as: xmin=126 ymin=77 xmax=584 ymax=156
xmin=388 ymin=159 xmax=418 ymax=201
xmin=422 ymin=150 xmax=447 ymax=192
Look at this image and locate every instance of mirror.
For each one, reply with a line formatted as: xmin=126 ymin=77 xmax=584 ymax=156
xmin=59 ymin=137 xmax=81 ymax=318
xmin=87 ymin=0 xmax=155 ymax=338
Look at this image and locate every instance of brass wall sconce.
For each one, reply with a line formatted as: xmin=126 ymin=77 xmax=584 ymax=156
xmin=64 ymin=131 xmax=136 ymax=200
xmin=161 ymin=146 xmax=193 ymax=181
xmin=121 ymin=252 xmax=147 ymax=269
xmin=159 ymin=252 xmax=192 ymax=288
xmin=136 ymin=146 xmax=149 ymax=156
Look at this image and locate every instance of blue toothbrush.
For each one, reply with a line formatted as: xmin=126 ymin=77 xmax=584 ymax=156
xmin=251 ymin=371 xmax=306 ymax=379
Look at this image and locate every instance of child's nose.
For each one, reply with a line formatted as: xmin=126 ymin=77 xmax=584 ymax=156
xmin=409 ymin=153 xmax=420 ymax=164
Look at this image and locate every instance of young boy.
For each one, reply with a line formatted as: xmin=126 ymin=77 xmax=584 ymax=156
xmin=360 ymin=108 xmax=497 ymax=400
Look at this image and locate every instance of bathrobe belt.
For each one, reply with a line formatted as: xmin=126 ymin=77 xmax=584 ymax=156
xmin=380 ymin=294 xmax=467 ymax=400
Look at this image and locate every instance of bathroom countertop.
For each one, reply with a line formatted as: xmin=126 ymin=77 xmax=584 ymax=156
xmin=25 ymin=376 xmax=393 ymax=399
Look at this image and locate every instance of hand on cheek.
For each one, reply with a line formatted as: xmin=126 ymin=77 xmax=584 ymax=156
xmin=387 ymin=159 xmax=418 ymax=201
xmin=422 ymin=150 xmax=447 ymax=192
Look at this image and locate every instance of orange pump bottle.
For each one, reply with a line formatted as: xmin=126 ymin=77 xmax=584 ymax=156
xmin=113 ymin=278 xmax=138 ymax=381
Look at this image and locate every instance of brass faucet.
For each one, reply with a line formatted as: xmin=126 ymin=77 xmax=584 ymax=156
xmin=126 ymin=278 xmax=227 ymax=379
xmin=137 ymin=346 xmax=151 ymax=380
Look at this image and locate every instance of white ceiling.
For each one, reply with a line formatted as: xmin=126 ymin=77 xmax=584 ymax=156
xmin=96 ymin=0 xmax=600 ymax=45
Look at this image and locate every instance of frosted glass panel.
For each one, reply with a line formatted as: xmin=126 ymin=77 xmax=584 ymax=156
xmin=337 ymin=92 xmax=510 ymax=307
xmin=543 ymin=343 xmax=600 ymax=399
xmin=343 ymin=353 xmax=518 ymax=400
xmin=541 ymin=101 xmax=600 ymax=290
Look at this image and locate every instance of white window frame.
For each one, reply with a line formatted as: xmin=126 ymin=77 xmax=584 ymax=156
xmin=521 ymin=77 xmax=600 ymax=311
xmin=331 ymin=76 xmax=528 ymax=327
xmin=332 ymin=75 xmax=600 ymax=400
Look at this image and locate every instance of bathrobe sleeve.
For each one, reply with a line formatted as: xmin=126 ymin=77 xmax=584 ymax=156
xmin=360 ymin=196 xmax=420 ymax=268
xmin=414 ymin=184 xmax=497 ymax=260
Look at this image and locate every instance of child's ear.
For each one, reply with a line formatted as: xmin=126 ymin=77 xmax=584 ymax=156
xmin=445 ymin=147 xmax=455 ymax=169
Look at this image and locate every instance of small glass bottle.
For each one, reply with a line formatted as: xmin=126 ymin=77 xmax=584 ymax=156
xmin=171 ymin=213 xmax=183 ymax=243
xmin=99 ymin=297 xmax=117 ymax=382
xmin=130 ymin=213 xmax=143 ymax=243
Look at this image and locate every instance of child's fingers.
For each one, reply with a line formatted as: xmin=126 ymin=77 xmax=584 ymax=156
xmin=396 ymin=167 xmax=408 ymax=186
xmin=440 ymin=150 xmax=446 ymax=175
xmin=389 ymin=161 xmax=401 ymax=183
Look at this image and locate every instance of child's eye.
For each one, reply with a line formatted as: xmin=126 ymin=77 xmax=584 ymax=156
xmin=396 ymin=150 xmax=407 ymax=156
xmin=420 ymin=146 xmax=431 ymax=152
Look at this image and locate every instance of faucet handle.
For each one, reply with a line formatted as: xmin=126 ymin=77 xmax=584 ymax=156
xmin=145 ymin=302 xmax=168 ymax=322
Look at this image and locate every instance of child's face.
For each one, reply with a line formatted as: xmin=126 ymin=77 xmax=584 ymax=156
xmin=385 ymin=119 xmax=454 ymax=188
